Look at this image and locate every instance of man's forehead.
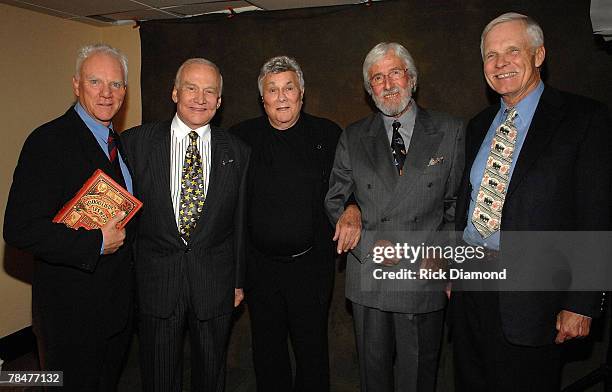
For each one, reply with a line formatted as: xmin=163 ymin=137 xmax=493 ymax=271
xmin=80 ymin=54 xmax=123 ymax=76
xmin=371 ymin=52 xmax=403 ymax=72
xmin=264 ymin=71 xmax=298 ymax=83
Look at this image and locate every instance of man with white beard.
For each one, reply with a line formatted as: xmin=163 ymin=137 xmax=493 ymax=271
xmin=325 ymin=42 xmax=465 ymax=391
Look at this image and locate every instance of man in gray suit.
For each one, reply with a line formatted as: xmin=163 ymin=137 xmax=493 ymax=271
xmin=325 ymin=42 xmax=464 ymax=391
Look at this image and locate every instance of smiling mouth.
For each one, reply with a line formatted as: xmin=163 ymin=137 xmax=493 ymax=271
xmin=495 ymin=72 xmax=518 ymax=79
xmin=276 ymin=106 xmax=291 ymax=111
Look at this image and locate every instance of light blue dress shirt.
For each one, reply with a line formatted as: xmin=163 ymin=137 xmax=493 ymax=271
xmin=463 ymin=82 xmax=544 ymax=250
xmin=74 ymin=103 xmax=134 ymax=254
xmin=74 ymin=103 xmax=133 ymax=194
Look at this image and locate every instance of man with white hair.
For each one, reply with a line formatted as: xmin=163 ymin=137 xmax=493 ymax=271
xmin=451 ymin=12 xmax=611 ymax=391
xmin=4 ymin=43 xmax=133 ymax=390
xmin=326 ymin=42 xmax=464 ymax=391
xmin=122 ymin=57 xmax=249 ymax=392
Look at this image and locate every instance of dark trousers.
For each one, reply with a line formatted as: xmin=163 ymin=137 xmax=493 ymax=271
xmin=352 ymin=303 xmax=444 ymax=392
xmin=37 ymin=315 xmax=132 ymax=392
xmin=138 ymin=272 xmax=232 ymax=392
xmin=248 ymin=249 xmax=333 ymax=392
xmin=451 ymin=291 xmax=561 ymax=392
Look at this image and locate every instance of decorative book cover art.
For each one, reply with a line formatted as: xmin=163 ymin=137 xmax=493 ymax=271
xmin=53 ymin=169 xmax=142 ymax=230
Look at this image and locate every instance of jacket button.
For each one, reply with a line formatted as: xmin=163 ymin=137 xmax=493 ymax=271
xmin=184 ymin=247 xmax=191 ymax=254
xmin=381 ymin=217 xmax=389 ymax=222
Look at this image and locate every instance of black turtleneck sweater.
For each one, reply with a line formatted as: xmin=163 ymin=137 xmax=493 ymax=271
xmin=230 ymin=113 xmax=341 ymax=256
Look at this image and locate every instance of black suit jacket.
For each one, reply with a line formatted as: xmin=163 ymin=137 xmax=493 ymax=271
xmin=121 ymin=121 xmax=249 ymax=320
xmin=3 ymin=108 xmax=134 ymax=339
xmin=455 ymin=86 xmax=611 ymax=345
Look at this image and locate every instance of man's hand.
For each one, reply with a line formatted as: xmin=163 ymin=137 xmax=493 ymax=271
xmin=234 ymin=288 xmax=244 ymax=307
xmin=333 ymin=204 xmax=362 ymax=254
xmin=555 ymin=309 xmax=592 ymax=344
xmin=101 ymin=211 xmax=126 ymax=255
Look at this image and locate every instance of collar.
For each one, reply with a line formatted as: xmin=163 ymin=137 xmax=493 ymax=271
xmin=74 ymin=102 xmax=114 ymax=143
xmin=500 ymin=81 xmax=544 ymax=127
xmin=381 ymin=98 xmax=416 ymax=130
xmin=171 ymin=113 xmax=211 ymax=140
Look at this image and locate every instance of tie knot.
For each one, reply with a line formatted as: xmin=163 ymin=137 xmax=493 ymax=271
xmin=392 ymin=121 xmax=401 ymax=132
xmin=108 ymin=129 xmax=117 ymax=142
xmin=188 ymin=131 xmax=199 ymax=142
xmin=504 ymin=107 xmax=517 ymax=123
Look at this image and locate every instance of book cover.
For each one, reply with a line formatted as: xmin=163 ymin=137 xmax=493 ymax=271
xmin=53 ymin=169 xmax=142 ymax=230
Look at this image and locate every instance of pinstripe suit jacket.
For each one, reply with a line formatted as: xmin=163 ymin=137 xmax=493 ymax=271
xmin=122 ymin=120 xmax=250 ymax=320
xmin=325 ymin=107 xmax=464 ymax=313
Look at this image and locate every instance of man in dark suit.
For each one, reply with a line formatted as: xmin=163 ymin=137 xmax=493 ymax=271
xmin=121 ymin=58 xmax=249 ymax=392
xmin=451 ymin=12 xmax=611 ymax=391
xmin=4 ymin=43 xmax=134 ymax=391
xmin=326 ymin=42 xmax=465 ymax=392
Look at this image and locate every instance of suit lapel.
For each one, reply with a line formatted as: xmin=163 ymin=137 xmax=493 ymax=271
xmin=507 ymin=87 xmax=563 ymax=198
xmin=189 ymin=127 xmax=231 ymax=241
xmin=385 ymin=107 xmax=444 ymax=210
xmin=69 ymin=109 xmax=114 ymax=174
xmin=150 ymin=123 xmax=179 ymax=236
xmin=360 ymin=114 xmax=397 ymax=193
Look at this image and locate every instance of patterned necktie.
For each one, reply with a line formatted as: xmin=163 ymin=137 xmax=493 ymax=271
xmin=472 ymin=107 xmax=518 ymax=238
xmin=107 ymin=129 xmax=125 ymax=186
xmin=390 ymin=121 xmax=407 ymax=175
xmin=178 ymin=131 xmax=206 ymax=241
xmin=107 ymin=129 xmax=119 ymax=163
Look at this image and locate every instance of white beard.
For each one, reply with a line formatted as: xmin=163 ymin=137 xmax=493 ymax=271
xmin=372 ymin=86 xmax=411 ymax=117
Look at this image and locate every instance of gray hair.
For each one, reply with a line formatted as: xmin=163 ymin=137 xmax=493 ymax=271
xmin=362 ymin=42 xmax=418 ymax=95
xmin=257 ymin=56 xmax=305 ymax=96
xmin=75 ymin=43 xmax=128 ymax=85
xmin=174 ymin=58 xmax=224 ymax=96
xmin=480 ymin=12 xmax=544 ymax=59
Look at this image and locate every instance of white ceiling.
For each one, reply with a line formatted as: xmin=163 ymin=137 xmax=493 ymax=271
xmin=2 ymin=0 xmax=377 ymax=25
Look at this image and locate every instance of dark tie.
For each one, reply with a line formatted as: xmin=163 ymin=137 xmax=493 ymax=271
xmin=391 ymin=121 xmax=407 ymax=175
xmin=108 ymin=129 xmax=119 ymax=162
xmin=107 ymin=129 xmax=125 ymax=187
xmin=178 ymin=131 xmax=206 ymax=241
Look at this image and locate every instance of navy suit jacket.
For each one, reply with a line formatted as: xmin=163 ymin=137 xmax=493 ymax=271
xmin=454 ymin=86 xmax=611 ymax=345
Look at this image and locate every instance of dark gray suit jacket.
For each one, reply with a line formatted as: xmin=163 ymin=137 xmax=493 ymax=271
xmin=122 ymin=121 xmax=250 ymax=320
xmin=326 ymin=106 xmax=464 ymax=313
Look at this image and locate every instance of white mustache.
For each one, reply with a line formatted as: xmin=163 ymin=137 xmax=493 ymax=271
xmin=382 ymin=87 xmax=401 ymax=96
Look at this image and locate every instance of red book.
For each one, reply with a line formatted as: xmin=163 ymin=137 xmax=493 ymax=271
xmin=53 ymin=169 xmax=142 ymax=230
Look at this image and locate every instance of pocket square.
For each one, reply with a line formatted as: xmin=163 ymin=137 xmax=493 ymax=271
xmin=428 ymin=157 xmax=444 ymax=166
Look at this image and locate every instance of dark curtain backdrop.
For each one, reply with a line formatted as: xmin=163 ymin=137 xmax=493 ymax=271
xmin=140 ymin=0 xmax=611 ymax=129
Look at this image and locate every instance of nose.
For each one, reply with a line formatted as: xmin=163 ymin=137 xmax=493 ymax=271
xmin=383 ymin=75 xmax=393 ymax=89
xmin=100 ymin=82 xmax=113 ymax=98
xmin=278 ymin=89 xmax=287 ymax=102
xmin=495 ymin=53 xmax=510 ymax=68
xmin=194 ymin=90 xmax=205 ymax=104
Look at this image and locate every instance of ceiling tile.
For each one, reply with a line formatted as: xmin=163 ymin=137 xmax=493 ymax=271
xmin=100 ymin=8 xmax=183 ymax=21
xmin=10 ymin=0 xmax=140 ymax=16
xmin=249 ymin=0 xmax=360 ymax=10
xmin=164 ymin=1 xmax=254 ymax=16
xmin=137 ymin=0 xmax=229 ymax=8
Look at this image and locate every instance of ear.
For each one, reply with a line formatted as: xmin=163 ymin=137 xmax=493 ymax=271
xmin=534 ymin=46 xmax=545 ymax=68
xmin=300 ymin=88 xmax=305 ymax=101
xmin=72 ymin=77 xmax=80 ymax=97
xmin=171 ymin=88 xmax=178 ymax=104
xmin=216 ymin=95 xmax=222 ymax=109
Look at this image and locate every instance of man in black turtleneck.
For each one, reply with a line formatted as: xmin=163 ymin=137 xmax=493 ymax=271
xmin=230 ymin=55 xmax=358 ymax=392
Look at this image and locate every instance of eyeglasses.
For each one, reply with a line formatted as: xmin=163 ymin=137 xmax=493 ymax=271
xmin=370 ymin=68 xmax=408 ymax=86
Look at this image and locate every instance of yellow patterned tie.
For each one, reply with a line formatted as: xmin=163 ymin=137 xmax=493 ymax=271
xmin=472 ymin=107 xmax=518 ymax=238
xmin=178 ymin=131 xmax=206 ymax=240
